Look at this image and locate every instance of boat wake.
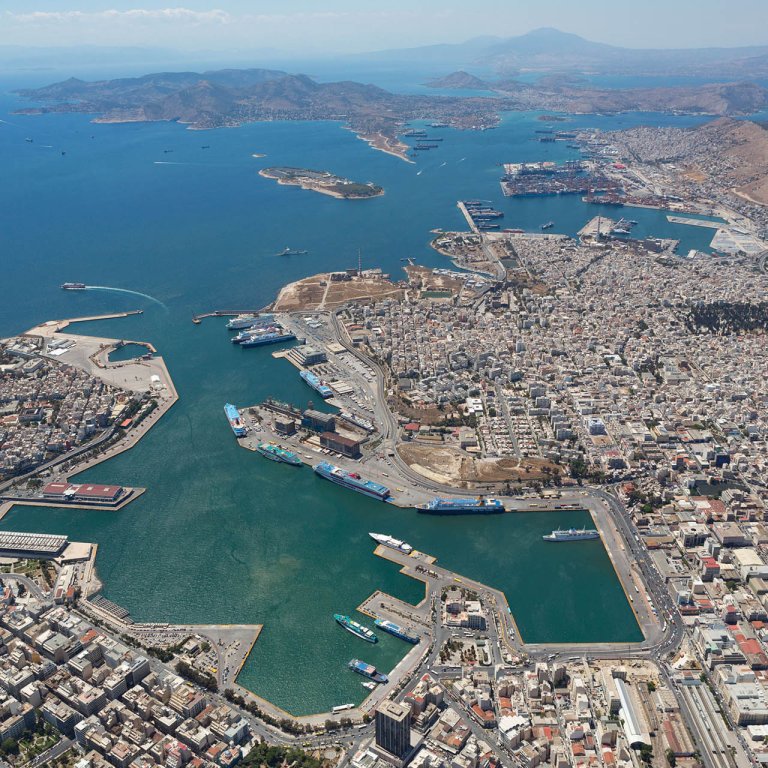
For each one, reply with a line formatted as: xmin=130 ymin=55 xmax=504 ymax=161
xmin=458 ymin=157 xmax=466 ymax=163
xmin=85 ymin=286 xmax=168 ymax=310
xmin=416 ymin=169 xmax=423 ymax=176
xmin=439 ymin=161 xmax=447 ymax=167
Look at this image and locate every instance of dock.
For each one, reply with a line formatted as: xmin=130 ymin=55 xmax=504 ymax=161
xmin=456 ymin=201 xmax=479 ymax=234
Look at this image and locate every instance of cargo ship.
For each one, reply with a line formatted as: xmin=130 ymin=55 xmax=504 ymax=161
xmin=256 ymin=442 xmax=302 ymax=466
xmin=315 ymin=462 xmax=390 ymax=501
xmin=61 ymin=282 xmax=86 ymax=291
xmin=417 ymin=497 xmax=505 ymax=515
xmin=224 ymin=403 xmax=246 ymax=438
xmin=240 ymin=330 xmax=296 ymax=348
xmin=543 ymin=528 xmax=600 ymax=542
xmin=334 ymin=614 xmax=377 ymax=643
xmin=369 ymin=532 xmax=412 ymax=554
xmin=348 ymin=659 xmax=388 ymax=683
xmin=300 ymin=369 xmax=333 ymax=399
xmin=374 ymin=619 xmax=419 ymax=644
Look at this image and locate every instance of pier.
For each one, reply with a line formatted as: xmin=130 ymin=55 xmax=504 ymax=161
xmin=666 ymin=214 xmax=722 ymax=228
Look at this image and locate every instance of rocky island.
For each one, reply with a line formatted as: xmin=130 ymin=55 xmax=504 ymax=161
xmin=259 ymin=167 xmax=383 ymax=199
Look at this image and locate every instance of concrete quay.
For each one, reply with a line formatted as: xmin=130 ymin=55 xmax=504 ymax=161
xmin=0 ymin=487 xmax=146 ymax=521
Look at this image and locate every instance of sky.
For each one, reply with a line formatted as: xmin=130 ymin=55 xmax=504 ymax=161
xmin=1 ymin=0 xmax=767 ymax=55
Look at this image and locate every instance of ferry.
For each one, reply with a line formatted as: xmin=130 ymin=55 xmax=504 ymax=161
xmin=369 ymin=532 xmax=412 ymax=554
xmin=300 ymin=369 xmax=333 ymax=399
xmin=256 ymin=442 xmax=302 ymax=466
xmin=542 ymin=528 xmax=600 ymax=542
xmin=339 ymin=410 xmax=375 ymax=433
xmin=348 ymin=659 xmax=388 ymax=683
xmin=231 ymin=324 xmax=279 ymax=343
xmin=334 ymin=614 xmax=377 ymax=643
xmin=540 ymin=221 xmax=554 ymax=230
xmin=374 ymin=619 xmax=420 ymax=644
xmin=61 ymin=282 xmax=86 ymax=291
xmin=417 ymin=497 xmax=505 ymax=515
xmin=224 ymin=403 xmax=246 ymax=438
xmin=315 ymin=462 xmax=390 ymax=501
xmin=240 ymin=330 xmax=296 ymax=348
xmin=276 ymin=248 xmax=308 ymax=257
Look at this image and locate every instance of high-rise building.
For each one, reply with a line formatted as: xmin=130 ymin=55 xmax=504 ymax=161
xmin=375 ymin=700 xmax=411 ymax=759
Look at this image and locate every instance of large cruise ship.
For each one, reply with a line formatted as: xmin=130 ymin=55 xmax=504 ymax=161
xmin=224 ymin=403 xmax=246 ymax=438
xmin=240 ymin=329 xmax=296 ymax=348
xmin=300 ymin=369 xmax=333 ymax=399
xmin=543 ymin=528 xmax=600 ymax=542
xmin=226 ymin=313 xmax=275 ymax=330
xmin=374 ymin=619 xmax=419 ymax=644
xmin=369 ymin=532 xmax=412 ymax=554
xmin=417 ymin=497 xmax=505 ymax=515
xmin=348 ymin=659 xmax=388 ymax=683
xmin=334 ymin=614 xmax=378 ymax=643
xmin=314 ymin=462 xmax=390 ymax=501
xmin=256 ymin=442 xmax=302 ymax=466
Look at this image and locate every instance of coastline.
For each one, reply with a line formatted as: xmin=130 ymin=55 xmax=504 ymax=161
xmin=258 ymin=168 xmax=384 ymax=199
xmin=348 ymin=127 xmax=414 ymax=164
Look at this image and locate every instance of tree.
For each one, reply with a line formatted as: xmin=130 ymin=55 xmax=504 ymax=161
xmin=665 ymin=748 xmax=677 ymax=767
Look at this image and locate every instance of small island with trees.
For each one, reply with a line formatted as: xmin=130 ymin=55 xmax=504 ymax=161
xmin=259 ymin=167 xmax=384 ymax=199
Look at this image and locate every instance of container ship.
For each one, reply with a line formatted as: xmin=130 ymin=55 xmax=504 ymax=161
xmin=240 ymin=329 xmax=296 ymax=348
xmin=300 ymin=369 xmax=333 ymax=399
xmin=224 ymin=403 xmax=246 ymax=438
xmin=334 ymin=614 xmax=377 ymax=643
xmin=348 ymin=659 xmax=388 ymax=683
xmin=374 ymin=619 xmax=419 ymax=644
xmin=61 ymin=282 xmax=86 ymax=291
xmin=543 ymin=528 xmax=600 ymax=542
xmin=315 ymin=462 xmax=390 ymax=501
xmin=256 ymin=442 xmax=302 ymax=466
xmin=369 ymin=532 xmax=412 ymax=554
xmin=417 ymin=497 xmax=505 ymax=515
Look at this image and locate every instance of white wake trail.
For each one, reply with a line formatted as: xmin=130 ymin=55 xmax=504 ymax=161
xmin=85 ymin=286 xmax=168 ymax=311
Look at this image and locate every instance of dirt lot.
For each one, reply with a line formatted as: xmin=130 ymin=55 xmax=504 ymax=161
xmin=273 ymin=273 xmax=405 ymax=311
xmin=398 ymin=443 xmax=560 ymax=486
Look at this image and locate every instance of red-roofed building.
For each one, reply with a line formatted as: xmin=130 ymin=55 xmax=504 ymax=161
xmin=43 ymin=482 xmax=77 ymax=501
xmin=72 ymin=484 xmax=124 ymax=503
xmin=701 ymin=556 xmax=720 ymax=582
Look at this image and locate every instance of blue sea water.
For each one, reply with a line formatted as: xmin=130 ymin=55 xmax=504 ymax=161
xmin=0 ymin=77 xmax=718 ymax=713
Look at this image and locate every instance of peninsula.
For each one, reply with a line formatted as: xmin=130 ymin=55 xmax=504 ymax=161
xmin=259 ymin=167 xmax=383 ymax=199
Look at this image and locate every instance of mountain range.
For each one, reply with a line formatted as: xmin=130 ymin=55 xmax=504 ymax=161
xmin=357 ymin=27 xmax=768 ymax=78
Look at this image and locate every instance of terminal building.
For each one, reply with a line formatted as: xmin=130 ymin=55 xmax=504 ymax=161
xmin=42 ymin=482 xmax=126 ymax=506
xmin=0 ymin=531 xmax=68 ymax=559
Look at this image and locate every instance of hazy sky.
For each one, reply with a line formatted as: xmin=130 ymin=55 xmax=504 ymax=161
xmin=2 ymin=0 xmax=767 ymax=54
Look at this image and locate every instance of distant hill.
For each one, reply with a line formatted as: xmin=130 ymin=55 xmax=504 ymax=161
xmin=426 ymin=71 xmax=491 ymax=90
